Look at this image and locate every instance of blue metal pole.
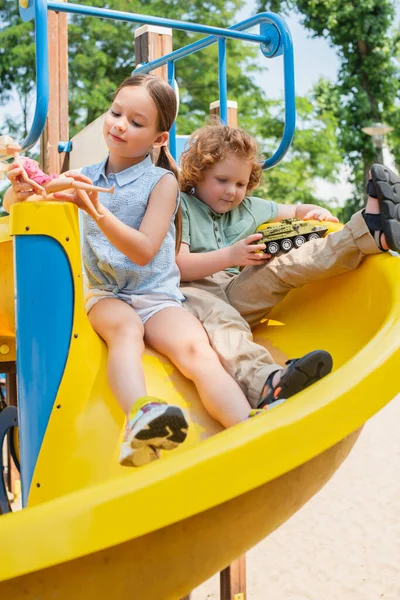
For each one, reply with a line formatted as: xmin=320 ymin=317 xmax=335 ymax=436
xmin=168 ymin=61 xmax=177 ymax=161
xmin=263 ymin=19 xmax=296 ymax=169
xmin=47 ymin=2 xmax=269 ymax=44
xmin=133 ymin=13 xmax=278 ymax=73
xmin=218 ymin=39 xmax=228 ymax=125
xmin=21 ymin=0 xmax=49 ymax=152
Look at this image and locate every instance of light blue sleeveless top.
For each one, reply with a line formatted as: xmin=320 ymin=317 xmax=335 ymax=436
xmin=81 ymin=154 xmax=184 ymax=301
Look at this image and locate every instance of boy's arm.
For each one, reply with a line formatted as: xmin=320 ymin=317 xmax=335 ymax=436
xmin=177 ymin=243 xmax=233 ymax=281
xmin=274 ymin=203 xmax=339 ymax=222
xmin=177 ymin=235 xmax=270 ymax=282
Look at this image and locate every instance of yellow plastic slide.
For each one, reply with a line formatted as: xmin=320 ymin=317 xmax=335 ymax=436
xmin=0 ymin=202 xmax=399 ymax=599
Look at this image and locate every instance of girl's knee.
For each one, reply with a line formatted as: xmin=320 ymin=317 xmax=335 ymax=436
xmin=176 ymin=339 xmax=219 ymax=372
xmin=101 ymin=317 xmax=144 ymax=346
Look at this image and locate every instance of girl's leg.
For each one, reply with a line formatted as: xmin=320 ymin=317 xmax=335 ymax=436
xmin=88 ymin=297 xmax=146 ymax=414
xmin=89 ymin=298 xmax=188 ymax=466
xmin=144 ymin=307 xmax=252 ymax=428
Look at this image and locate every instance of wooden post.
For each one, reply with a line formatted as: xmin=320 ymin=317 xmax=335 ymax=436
xmin=41 ymin=2 xmax=69 ymax=175
xmin=209 ymin=97 xmax=246 ymax=600
xmin=134 ymin=25 xmax=173 ymax=81
xmin=220 ymin=555 xmax=247 ymax=600
xmin=209 ymin=100 xmax=238 ymax=128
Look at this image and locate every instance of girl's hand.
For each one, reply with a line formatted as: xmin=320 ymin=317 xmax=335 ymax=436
xmin=302 ymin=207 xmax=339 ymax=222
xmin=228 ymin=233 xmax=271 ymax=266
xmin=53 ymin=172 xmax=102 ymax=217
xmin=7 ymin=162 xmax=34 ymax=201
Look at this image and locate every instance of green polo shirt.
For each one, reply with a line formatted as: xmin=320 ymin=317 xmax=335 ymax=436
xmin=181 ymin=192 xmax=279 ymax=274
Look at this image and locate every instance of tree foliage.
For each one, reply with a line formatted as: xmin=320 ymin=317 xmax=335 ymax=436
xmin=1 ymin=0 xmax=344 ymax=210
xmin=256 ymin=0 xmax=400 ymax=212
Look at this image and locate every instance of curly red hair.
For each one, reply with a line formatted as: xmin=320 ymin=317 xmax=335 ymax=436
xmin=180 ymin=124 xmax=263 ymax=194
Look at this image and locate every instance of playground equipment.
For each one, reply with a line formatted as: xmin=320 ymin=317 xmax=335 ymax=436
xmin=0 ymin=1 xmax=399 ymax=599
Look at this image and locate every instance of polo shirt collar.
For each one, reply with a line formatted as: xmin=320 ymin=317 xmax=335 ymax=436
xmin=191 ymin=192 xmax=224 ymax=219
xmin=92 ymin=154 xmax=153 ymax=186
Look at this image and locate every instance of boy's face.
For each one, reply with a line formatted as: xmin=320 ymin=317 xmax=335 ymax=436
xmin=194 ymin=154 xmax=253 ymax=214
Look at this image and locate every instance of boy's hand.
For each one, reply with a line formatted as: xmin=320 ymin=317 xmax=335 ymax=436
xmin=7 ymin=163 xmax=34 ymax=201
xmin=229 ymin=233 xmax=271 ymax=266
xmin=53 ymin=172 xmax=102 ymax=217
xmin=302 ymin=207 xmax=339 ymax=222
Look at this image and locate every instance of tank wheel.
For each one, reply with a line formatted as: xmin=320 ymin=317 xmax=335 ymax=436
xmin=308 ymin=232 xmax=320 ymax=241
xmin=267 ymin=241 xmax=280 ymax=254
xmin=294 ymin=235 xmax=306 ymax=248
xmin=281 ymin=238 xmax=293 ymax=252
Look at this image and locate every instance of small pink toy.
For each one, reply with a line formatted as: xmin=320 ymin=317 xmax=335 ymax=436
xmin=0 ymin=135 xmax=114 ymax=219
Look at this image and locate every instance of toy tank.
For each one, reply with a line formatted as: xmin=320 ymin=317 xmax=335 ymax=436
xmin=256 ymin=218 xmax=328 ymax=254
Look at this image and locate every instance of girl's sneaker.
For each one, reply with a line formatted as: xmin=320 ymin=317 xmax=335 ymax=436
xmin=119 ymin=397 xmax=189 ymax=467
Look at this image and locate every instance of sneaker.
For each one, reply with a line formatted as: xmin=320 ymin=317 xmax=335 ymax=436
xmin=257 ymin=350 xmax=333 ymax=409
xmin=119 ymin=400 xmax=189 ymax=467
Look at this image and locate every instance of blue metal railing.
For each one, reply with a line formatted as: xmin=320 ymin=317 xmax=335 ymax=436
xmin=19 ymin=0 xmax=296 ymax=169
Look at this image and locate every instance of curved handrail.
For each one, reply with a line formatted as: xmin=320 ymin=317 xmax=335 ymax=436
xmin=18 ymin=0 xmax=295 ymax=168
xmin=19 ymin=0 xmax=49 ymax=153
xmin=134 ymin=12 xmax=295 ymax=169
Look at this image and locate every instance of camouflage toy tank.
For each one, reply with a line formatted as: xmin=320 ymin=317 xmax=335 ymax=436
xmin=256 ymin=218 xmax=328 ymax=255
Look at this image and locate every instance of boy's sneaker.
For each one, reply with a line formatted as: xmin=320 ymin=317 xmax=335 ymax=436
xmin=257 ymin=350 xmax=333 ymax=409
xmin=249 ymin=398 xmax=287 ymax=418
xmin=119 ymin=398 xmax=189 ymax=467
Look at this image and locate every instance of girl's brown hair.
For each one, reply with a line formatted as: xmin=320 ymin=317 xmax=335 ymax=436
xmin=114 ymin=74 xmax=182 ymax=249
xmin=180 ymin=124 xmax=263 ymax=195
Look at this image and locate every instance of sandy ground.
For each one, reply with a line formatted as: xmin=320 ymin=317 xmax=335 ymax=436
xmin=192 ymin=394 xmax=400 ymax=600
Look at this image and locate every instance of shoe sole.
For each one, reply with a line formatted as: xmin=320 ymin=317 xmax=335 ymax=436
xmin=128 ymin=405 xmax=189 ymax=452
xmin=371 ymin=164 xmax=400 ymax=252
xmin=259 ymin=350 xmax=333 ymax=409
xmin=119 ymin=443 xmax=160 ymax=468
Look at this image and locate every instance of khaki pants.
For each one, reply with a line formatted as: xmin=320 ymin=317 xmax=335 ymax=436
xmin=182 ymin=210 xmax=381 ymax=407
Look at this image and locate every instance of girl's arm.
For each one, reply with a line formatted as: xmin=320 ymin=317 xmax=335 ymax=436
xmin=274 ymin=203 xmax=339 ymax=222
xmin=3 ymin=163 xmax=42 ymax=213
xmin=177 ymin=234 xmax=269 ymax=282
xmin=55 ymin=172 xmax=178 ymax=266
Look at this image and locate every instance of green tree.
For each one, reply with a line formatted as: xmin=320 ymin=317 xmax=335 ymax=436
xmin=254 ymin=90 xmax=342 ymax=215
xmin=1 ymin=0 xmax=343 ymax=209
xmin=256 ymin=0 xmax=400 ymax=213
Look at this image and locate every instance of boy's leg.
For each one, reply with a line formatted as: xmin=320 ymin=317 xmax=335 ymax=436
xmin=182 ymin=284 xmax=281 ymax=408
xmin=226 ymin=209 xmax=381 ymax=328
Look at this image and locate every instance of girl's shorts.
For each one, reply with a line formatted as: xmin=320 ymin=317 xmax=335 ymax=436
xmin=85 ymin=289 xmax=183 ymax=324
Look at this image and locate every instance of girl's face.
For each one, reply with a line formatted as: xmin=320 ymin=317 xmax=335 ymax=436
xmin=103 ymin=86 xmax=168 ymax=163
xmin=194 ymin=154 xmax=253 ymax=214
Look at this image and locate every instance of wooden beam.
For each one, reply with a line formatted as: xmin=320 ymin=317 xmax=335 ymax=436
xmin=209 ymin=100 xmax=238 ymax=128
xmin=134 ymin=25 xmax=173 ymax=82
xmin=41 ymin=3 xmax=69 ymax=175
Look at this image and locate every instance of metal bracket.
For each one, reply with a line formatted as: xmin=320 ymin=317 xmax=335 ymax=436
xmin=0 ymin=406 xmax=18 ymax=515
xmin=260 ymin=22 xmax=282 ymax=58
xmin=58 ymin=141 xmax=73 ymax=153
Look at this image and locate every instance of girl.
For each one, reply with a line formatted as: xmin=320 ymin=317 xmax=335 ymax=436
xmin=4 ymin=75 xmax=259 ymax=468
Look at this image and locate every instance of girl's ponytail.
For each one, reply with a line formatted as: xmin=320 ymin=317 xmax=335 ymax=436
xmin=157 ymin=145 xmax=182 ymax=252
